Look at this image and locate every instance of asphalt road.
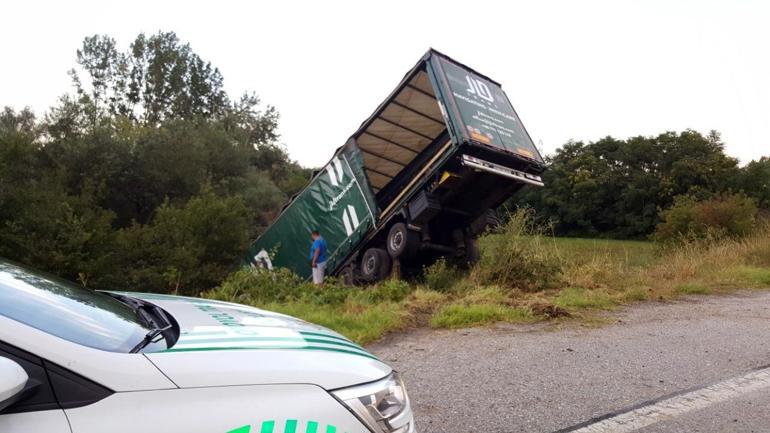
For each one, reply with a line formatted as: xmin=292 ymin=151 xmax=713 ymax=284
xmin=368 ymin=291 xmax=770 ymax=433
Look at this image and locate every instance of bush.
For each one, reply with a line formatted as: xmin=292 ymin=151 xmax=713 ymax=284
xmin=206 ymin=267 xmax=353 ymax=306
xmin=471 ymin=209 xmax=562 ymax=291
xmin=205 ymin=267 xmax=305 ymax=304
xmin=654 ymin=194 xmax=758 ymax=243
xmin=114 ymin=192 xmax=250 ymax=294
xmin=361 ymin=279 xmax=413 ymax=303
xmin=423 ymin=258 xmax=459 ymax=292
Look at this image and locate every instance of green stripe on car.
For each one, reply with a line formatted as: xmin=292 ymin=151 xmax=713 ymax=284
xmin=227 ymin=420 xmax=341 ymax=433
xmin=174 ymin=336 xmax=365 ymax=352
xmin=163 ymin=344 xmax=379 ymax=361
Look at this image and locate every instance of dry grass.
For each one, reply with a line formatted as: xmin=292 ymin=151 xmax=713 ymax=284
xmin=433 ymin=223 xmax=770 ymax=324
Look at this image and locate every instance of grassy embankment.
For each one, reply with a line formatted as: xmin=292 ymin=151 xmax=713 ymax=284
xmin=205 ymin=215 xmax=770 ymax=345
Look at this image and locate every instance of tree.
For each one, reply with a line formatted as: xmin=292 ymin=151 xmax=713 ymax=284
xmin=517 ymin=130 xmax=741 ymax=238
xmin=735 ymin=157 xmax=770 ymax=209
xmin=0 ymin=31 xmax=306 ymax=294
xmin=72 ymin=32 xmax=229 ymax=124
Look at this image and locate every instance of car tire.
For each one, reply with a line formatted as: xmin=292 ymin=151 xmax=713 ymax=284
xmin=386 ymin=223 xmax=420 ymax=259
xmin=361 ymin=248 xmax=392 ymax=281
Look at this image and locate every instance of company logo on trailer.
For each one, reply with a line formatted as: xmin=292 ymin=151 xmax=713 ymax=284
xmin=465 ymin=74 xmax=494 ymax=103
xmin=325 ymin=157 xmax=345 ymax=186
xmin=340 ymin=205 xmax=359 ymax=236
xmin=324 ymin=156 xmax=362 ymax=236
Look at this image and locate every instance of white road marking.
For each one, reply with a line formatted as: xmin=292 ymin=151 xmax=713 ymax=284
xmin=568 ymin=366 xmax=770 ymax=433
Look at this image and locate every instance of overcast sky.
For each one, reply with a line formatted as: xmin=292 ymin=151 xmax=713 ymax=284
xmin=2 ymin=0 xmax=768 ymax=166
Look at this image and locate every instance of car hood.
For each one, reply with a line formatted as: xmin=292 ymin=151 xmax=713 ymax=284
xmin=115 ymin=292 xmax=391 ymax=390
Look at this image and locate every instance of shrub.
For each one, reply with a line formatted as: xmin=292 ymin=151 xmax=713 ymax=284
xmin=297 ymin=278 xmax=350 ymax=305
xmin=422 ymin=258 xmax=458 ymax=292
xmin=654 ymin=194 xmax=758 ymax=243
xmin=362 ymin=279 xmax=413 ymax=303
xmin=471 ymin=209 xmax=562 ymax=291
xmin=204 ymin=267 xmax=305 ymax=304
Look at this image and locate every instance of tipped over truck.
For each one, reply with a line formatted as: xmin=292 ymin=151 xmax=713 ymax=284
xmin=245 ymin=49 xmax=545 ymax=284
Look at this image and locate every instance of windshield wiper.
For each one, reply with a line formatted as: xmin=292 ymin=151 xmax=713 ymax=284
xmin=130 ymin=324 xmax=172 ymax=353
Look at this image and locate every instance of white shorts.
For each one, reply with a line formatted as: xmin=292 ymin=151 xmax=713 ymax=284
xmin=312 ymin=261 xmax=327 ymax=284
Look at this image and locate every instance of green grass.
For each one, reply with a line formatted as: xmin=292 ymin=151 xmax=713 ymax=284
xmin=732 ymin=265 xmax=770 ymax=286
xmin=617 ymin=287 xmax=650 ymax=302
xmin=553 ymin=287 xmax=615 ymax=310
xmin=549 ymin=237 xmax=657 ymax=267
xmin=261 ymin=300 xmax=406 ymax=345
xmin=675 ymin=282 xmax=712 ymax=295
xmin=430 ymin=303 xmax=534 ymax=328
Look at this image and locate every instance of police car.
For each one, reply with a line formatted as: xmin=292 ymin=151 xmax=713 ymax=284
xmin=0 ymin=260 xmax=415 ymax=433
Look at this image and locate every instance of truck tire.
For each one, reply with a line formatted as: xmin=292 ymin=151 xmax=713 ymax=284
xmin=361 ymin=248 xmax=392 ymax=282
xmin=464 ymin=236 xmax=481 ymax=265
xmin=470 ymin=209 xmax=501 ymax=235
xmin=339 ymin=265 xmax=355 ymax=285
xmin=386 ymin=222 xmax=420 ymax=259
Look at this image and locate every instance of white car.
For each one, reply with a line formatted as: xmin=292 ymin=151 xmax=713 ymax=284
xmin=0 ymin=260 xmax=415 ymax=433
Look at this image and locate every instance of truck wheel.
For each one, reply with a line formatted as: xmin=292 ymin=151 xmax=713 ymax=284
xmin=386 ymin=223 xmax=420 ymax=259
xmin=464 ymin=236 xmax=481 ymax=265
xmin=361 ymin=248 xmax=392 ymax=281
xmin=339 ymin=265 xmax=355 ymax=285
xmin=470 ymin=209 xmax=501 ymax=235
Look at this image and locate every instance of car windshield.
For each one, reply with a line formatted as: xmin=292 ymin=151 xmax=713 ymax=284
xmin=0 ymin=260 xmax=169 ymax=353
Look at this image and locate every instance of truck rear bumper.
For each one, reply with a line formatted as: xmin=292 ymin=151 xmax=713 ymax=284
xmin=460 ymin=154 xmax=544 ymax=187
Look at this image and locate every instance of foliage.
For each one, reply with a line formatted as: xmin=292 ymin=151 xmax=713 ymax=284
xmin=422 ymin=258 xmax=459 ymax=292
xmin=111 ymin=192 xmax=250 ymax=295
xmin=734 ymin=157 xmax=770 ymax=209
xmin=0 ymin=32 xmax=309 ymax=294
xmin=262 ymin=300 xmax=406 ymax=345
xmin=205 ymin=269 xmax=409 ymax=344
xmin=471 ymin=209 xmax=562 ymax=291
xmin=358 ymin=279 xmax=413 ymax=303
xmin=518 ymin=130 xmax=742 ymax=238
xmin=653 ymin=194 xmax=758 ymax=243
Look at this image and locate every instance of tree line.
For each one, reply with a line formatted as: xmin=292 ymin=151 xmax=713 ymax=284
xmin=0 ymin=32 xmax=309 ymax=294
xmin=517 ymin=132 xmax=769 ymax=238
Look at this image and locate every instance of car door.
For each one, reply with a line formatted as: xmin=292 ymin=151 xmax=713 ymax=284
xmin=0 ymin=342 xmax=71 ymax=433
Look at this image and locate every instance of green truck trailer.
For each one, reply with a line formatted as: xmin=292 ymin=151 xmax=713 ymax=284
xmin=245 ymin=49 xmax=546 ymax=283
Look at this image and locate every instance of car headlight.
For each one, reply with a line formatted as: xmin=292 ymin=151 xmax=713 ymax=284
xmin=332 ymin=372 xmax=415 ymax=433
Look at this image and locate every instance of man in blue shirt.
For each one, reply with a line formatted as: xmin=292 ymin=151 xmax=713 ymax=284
xmin=309 ymin=230 xmax=328 ymax=285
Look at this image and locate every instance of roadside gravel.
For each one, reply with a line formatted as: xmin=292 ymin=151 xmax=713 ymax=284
xmin=368 ymin=291 xmax=770 ymax=433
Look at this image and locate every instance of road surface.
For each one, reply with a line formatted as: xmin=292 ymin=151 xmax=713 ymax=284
xmin=368 ymin=291 xmax=770 ymax=433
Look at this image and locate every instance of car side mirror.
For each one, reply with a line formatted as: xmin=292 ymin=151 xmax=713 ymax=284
xmin=0 ymin=357 xmax=28 ymax=412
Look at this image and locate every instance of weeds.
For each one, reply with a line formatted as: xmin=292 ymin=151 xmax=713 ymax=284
xmin=553 ymin=287 xmax=614 ymax=310
xmin=430 ymin=304 xmax=534 ymax=328
xmin=423 ymin=258 xmax=459 ymax=292
xmin=471 ymin=209 xmax=562 ymax=291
